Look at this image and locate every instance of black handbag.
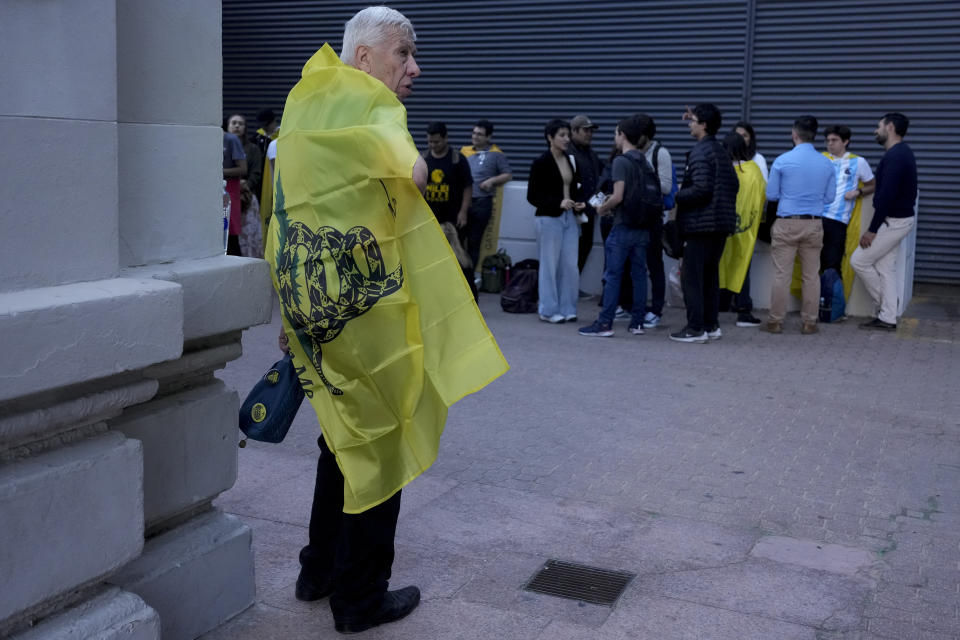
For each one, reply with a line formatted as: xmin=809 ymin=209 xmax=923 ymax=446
xmin=239 ymin=353 xmax=305 ymax=444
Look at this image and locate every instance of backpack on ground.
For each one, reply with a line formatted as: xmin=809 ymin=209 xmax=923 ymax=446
xmin=501 ymin=258 xmax=539 ymax=313
xmin=651 ymin=142 xmax=679 ymax=211
xmin=620 ymin=152 xmax=664 ymax=229
xmin=481 ymin=249 xmax=511 ymax=293
xmin=818 ymin=268 xmax=846 ymax=323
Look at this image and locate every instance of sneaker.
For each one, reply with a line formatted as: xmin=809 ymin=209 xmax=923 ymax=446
xmin=736 ymin=313 xmax=762 ymax=327
xmin=643 ymin=312 xmax=661 ymax=329
xmin=761 ymin=321 xmax=783 ymax=334
xmin=669 ymin=328 xmax=708 ymax=343
xmin=564 ymin=314 xmax=578 ymax=322
xmin=579 ymin=321 xmax=614 ymax=337
xmin=628 ymin=323 xmax=645 ymax=335
xmin=706 ymin=327 xmax=722 ymax=340
xmin=334 ymin=585 xmax=421 ymax=634
xmin=539 ymin=313 xmax=565 ymax=324
xmin=801 ymin=322 xmax=819 ymax=335
xmin=859 ymin=317 xmax=896 ymax=331
xmin=615 ymin=306 xmax=629 ymax=319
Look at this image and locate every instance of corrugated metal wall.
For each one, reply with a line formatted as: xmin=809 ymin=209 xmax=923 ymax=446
xmin=223 ymin=0 xmax=960 ymax=283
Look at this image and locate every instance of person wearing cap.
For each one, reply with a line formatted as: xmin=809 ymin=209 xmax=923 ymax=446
xmin=460 ymin=119 xmax=512 ymax=269
xmin=569 ymin=114 xmax=602 ymax=277
xmin=253 ymin=108 xmax=279 ymax=155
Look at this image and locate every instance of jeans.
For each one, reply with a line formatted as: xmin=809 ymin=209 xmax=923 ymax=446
xmin=681 ymin=232 xmax=727 ymax=333
xmin=536 ymin=211 xmax=580 ymax=317
xmin=299 ymin=435 xmax=402 ymax=620
xmin=600 ymin=216 xmax=633 ymax=309
xmin=599 ymin=224 xmax=649 ymax=326
xmin=466 ymin=197 xmax=493 ymax=269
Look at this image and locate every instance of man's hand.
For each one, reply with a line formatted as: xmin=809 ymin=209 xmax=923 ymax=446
xmin=413 ymin=156 xmax=427 ymax=193
xmin=479 ymin=178 xmax=494 ymax=192
xmin=843 ymin=188 xmax=861 ymax=201
xmin=279 ymin=330 xmax=290 ymax=354
xmin=572 ymin=202 xmax=586 ymax=211
xmin=560 ymin=198 xmax=576 ymax=210
xmin=456 ymin=210 xmax=468 ymax=228
xmin=860 ymin=231 xmax=876 ymax=249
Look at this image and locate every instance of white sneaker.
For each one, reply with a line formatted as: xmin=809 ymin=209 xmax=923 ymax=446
xmin=615 ymin=306 xmax=629 ymax=319
xmin=706 ymin=327 xmax=722 ymax=340
xmin=539 ymin=314 xmax=565 ymax=324
xmin=643 ymin=312 xmax=661 ymax=329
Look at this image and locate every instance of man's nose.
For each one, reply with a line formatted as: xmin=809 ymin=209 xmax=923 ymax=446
xmin=408 ymin=57 xmax=421 ymax=77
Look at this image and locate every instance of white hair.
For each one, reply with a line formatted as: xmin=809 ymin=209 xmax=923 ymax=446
xmin=340 ymin=6 xmax=416 ymax=65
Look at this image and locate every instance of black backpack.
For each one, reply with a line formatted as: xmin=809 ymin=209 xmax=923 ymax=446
xmin=500 ymin=259 xmax=538 ymax=313
xmin=619 ymin=151 xmax=663 ymax=229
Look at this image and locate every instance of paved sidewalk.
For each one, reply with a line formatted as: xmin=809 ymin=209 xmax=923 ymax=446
xmin=206 ymin=294 xmax=960 ymax=640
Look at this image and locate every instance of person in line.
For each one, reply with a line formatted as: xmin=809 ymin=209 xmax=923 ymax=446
xmin=637 ymin=115 xmax=674 ymax=329
xmin=423 ymin=120 xmax=476 ymax=300
xmin=460 ymin=119 xmax=512 ymax=269
xmin=734 ymin=120 xmax=768 ymax=181
xmin=763 ymin=115 xmax=835 ymax=335
xmin=851 ymin=112 xmax=918 ymax=331
xmin=526 ymin=118 xmax=585 ymax=324
xmin=579 ymin=114 xmax=655 ymax=338
xmin=222 ymin=128 xmax=247 ymax=256
xmin=569 ymin=114 xmax=603 ymax=280
xmin=670 ymin=104 xmax=739 ymax=343
xmin=717 ymin=131 xmax=765 ymax=327
xmin=821 ymin=124 xmax=875 ymax=282
xmin=226 ymin=113 xmax=264 ymax=258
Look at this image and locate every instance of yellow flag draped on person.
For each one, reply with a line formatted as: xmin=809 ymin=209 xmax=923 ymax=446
xmin=266 ymin=44 xmax=509 ymax=513
xmin=718 ymin=160 xmax=766 ymax=293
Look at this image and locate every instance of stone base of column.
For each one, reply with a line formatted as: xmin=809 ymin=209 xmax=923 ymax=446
xmin=13 ymin=588 xmax=160 ymax=640
xmin=108 ymin=511 xmax=255 ymax=640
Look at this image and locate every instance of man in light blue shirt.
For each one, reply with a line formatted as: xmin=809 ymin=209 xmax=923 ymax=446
xmin=763 ymin=115 xmax=836 ymax=335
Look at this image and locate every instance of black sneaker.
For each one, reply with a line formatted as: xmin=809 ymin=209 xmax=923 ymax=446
xmin=334 ymin=586 xmax=421 ymax=634
xmin=736 ymin=313 xmax=762 ymax=327
xmin=295 ymin=572 xmax=334 ymax=602
xmin=859 ymin=318 xmax=896 ymax=331
xmin=669 ymin=328 xmax=708 ymax=343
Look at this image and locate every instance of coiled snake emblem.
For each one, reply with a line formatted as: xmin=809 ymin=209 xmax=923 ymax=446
xmin=273 ymin=178 xmax=403 ymax=395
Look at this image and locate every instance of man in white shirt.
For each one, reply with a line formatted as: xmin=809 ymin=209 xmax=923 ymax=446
xmin=821 ymin=124 xmax=875 ymax=274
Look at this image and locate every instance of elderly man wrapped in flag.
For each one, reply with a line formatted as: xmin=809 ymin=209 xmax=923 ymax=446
xmin=265 ymin=6 xmax=508 ymax=634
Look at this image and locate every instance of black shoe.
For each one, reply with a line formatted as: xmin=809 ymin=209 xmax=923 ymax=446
xmin=669 ymin=328 xmax=708 ymax=343
xmin=295 ymin=572 xmax=334 ymax=602
xmin=859 ymin=318 xmax=897 ymax=331
xmin=736 ymin=313 xmax=762 ymax=327
xmin=335 ymin=586 xmax=421 ymax=634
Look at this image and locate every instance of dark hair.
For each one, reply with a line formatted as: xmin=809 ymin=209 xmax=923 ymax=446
xmin=426 ymin=121 xmax=447 ymax=137
xmin=617 ymin=115 xmax=644 ymax=146
xmin=543 ymin=118 xmax=570 ymax=145
xmin=475 ymin=119 xmax=494 ymax=136
xmin=734 ymin=120 xmax=758 ymax=157
xmin=823 ymin=124 xmax=852 ymax=143
xmin=793 ymin=115 xmax=819 ymax=142
xmin=221 ymin=116 xmax=229 ymax=132
xmin=635 ymin=113 xmax=657 ymax=140
xmin=882 ymin=112 xmax=909 ymax=137
xmin=257 ymin=109 xmax=276 ymax=125
xmin=722 ymin=131 xmax=751 ymax=163
xmin=692 ymin=104 xmax=722 ymax=135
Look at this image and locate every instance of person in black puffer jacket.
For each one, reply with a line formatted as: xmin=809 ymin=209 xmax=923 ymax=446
xmin=671 ymin=103 xmax=739 ymax=343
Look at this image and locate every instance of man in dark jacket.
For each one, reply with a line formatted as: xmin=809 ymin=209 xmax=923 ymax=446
xmin=671 ymin=103 xmax=739 ymax=343
xmin=569 ymin=114 xmax=602 ymax=275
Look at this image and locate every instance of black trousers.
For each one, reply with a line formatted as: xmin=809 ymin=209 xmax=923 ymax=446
xmin=299 ymin=435 xmax=402 ymax=620
xmin=820 ymin=217 xmax=847 ymax=274
xmin=465 ymin=197 xmax=493 ymax=269
xmin=645 ymin=215 xmax=665 ymax=316
xmin=719 ymin=262 xmax=754 ymax=313
xmin=681 ymin=232 xmax=727 ymax=333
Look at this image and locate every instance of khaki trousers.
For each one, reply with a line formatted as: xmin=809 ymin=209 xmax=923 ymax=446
xmin=850 ymin=216 xmax=915 ymax=324
xmin=768 ymin=218 xmax=824 ymax=324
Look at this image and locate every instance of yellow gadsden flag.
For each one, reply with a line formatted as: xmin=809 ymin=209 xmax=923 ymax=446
xmin=718 ymin=160 xmax=766 ymax=293
xmin=266 ymin=44 xmax=509 ymax=513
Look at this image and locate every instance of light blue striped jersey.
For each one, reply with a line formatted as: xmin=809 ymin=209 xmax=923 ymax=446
xmin=822 ymin=152 xmax=874 ymax=224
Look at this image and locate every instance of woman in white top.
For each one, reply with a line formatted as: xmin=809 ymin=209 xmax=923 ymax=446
xmin=734 ymin=120 xmax=768 ymax=181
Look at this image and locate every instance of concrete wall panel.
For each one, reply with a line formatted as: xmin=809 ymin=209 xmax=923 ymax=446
xmin=117 ymin=0 xmax=221 ymax=126
xmin=0 ymin=434 xmax=144 ymax=621
xmin=118 ymin=124 xmax=223 ymax=266
xmin=0 ymin=1 xmax=117 ymax=121
xmin=0 ymin=116 xmax=119 ymax=292
xmin=13 ymin=588 xmax=160 ymax=640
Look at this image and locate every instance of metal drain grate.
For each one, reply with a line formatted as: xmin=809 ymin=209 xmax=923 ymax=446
xmin=523 ymin=559 xmax=635 ymax=606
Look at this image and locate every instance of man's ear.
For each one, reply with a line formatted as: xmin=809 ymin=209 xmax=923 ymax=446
xmin=354 ymin=45 xmax=372 ymax=73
